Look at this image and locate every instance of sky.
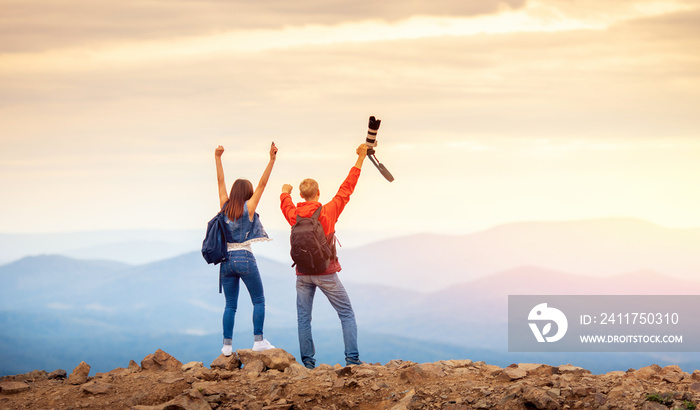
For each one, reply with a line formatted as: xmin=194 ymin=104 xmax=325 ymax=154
xmin=1 ymin=0 xmax=699 ymax=238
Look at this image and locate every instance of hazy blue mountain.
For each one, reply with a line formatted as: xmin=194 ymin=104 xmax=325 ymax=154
xmin=0 ymin=230 xmax=203 ymax=265
xmin=339 ymin=217 xmax=700 ymax=291
xmin=3 ymin=251 xmax=700 ymax=377
xmin=4 ymin=308 xmax=694 ymax=378
xmin=5 ymin=218 xmax=699 ymax=291
xmin=0 ymin=255 xmax=131 ymax=310
xmin=0 ymin=228 xmax=394 ymax=266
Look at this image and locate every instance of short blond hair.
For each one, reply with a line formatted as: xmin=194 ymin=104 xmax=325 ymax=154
xmin=299 ymin=178 xmax=319 ymax=200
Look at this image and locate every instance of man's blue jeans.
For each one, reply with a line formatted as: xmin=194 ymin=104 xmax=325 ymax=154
xmin=220 ymin=250 xmax=265 ymax=343
xmin=296 ymin=273 xmax=360 ymax=368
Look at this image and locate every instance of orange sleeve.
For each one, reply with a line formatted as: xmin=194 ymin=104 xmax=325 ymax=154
xmin=323 ymin=167 xmax=361 ymax=224
xmin=280 ymin=193 xmax=297 ymax=226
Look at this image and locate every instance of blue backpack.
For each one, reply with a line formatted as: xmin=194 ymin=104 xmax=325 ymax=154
xmin=202 ymin=205 xmax=231 ymax=265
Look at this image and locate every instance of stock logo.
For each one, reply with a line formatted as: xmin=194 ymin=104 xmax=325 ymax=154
xmin=528 ymin=303 xmax=568 ymax=343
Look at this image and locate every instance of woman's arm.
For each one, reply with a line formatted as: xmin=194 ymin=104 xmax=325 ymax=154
xmin=215 ymin=145 xmax=228 ymax=209
xmin=247 ymin=142 xmax=278 ymax=219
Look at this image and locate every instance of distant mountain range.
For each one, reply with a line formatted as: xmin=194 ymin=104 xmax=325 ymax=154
xmin=340 ymin=217 xmax=700 ymax=291
xmin=2 ymin=217 xmax=700 ymax=377
xmin=4 ymin=218 xmax=700 ymax=291
xmin=0 ymin=228 xmax=390 ymax=265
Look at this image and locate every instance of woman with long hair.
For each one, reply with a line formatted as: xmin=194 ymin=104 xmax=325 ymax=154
xmin=214 ymin=142 xmax=277 ymax=355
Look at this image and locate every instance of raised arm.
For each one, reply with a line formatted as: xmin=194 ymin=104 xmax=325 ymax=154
xmin=280 ymin=184 xmax=297 ymax=225
xmin=247 ymin=142 xmax=278 ymax=219
xmin=323 ymin=144 xmax=367 ymax=222
xmin=215 ymin=145 xmax=228 ymax=209
xmin=354 ymin=143 xmax=368 ymax=169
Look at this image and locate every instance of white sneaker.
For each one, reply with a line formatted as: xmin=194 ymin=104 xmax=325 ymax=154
xmin=221 ymin=345 xmax=233 ymax=356
xmin=252 ymin=339 xmax=275 ymax=351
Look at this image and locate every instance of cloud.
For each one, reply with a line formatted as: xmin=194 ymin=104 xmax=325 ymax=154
xmin=182 ymin=328 xmax=213 ymax=336
xmin=0 ymin=0 xmax=525 ymax=53
xmin=85 ymin=303 xmax=115 ymax=312
xmin=0 ymin=1 xmax=699 ymax=234
xmin=47 ymin=303 xmax=72 ymax=310
xmin=188 ymin=299 xmax=221 ymax=313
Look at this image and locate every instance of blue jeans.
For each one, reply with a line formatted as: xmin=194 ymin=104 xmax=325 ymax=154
xmin=220 ymin=250 xmax=265 ymax=342
xmin=296 ymin=273 xmax=360 ymax=368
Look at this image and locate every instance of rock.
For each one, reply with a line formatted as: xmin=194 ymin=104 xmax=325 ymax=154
xmin=141 ymin=349 xmax=183 ymax=372
xmin=518 ymin=363 xmax=555 ymax=377
xmin=244 ymin=359 xmax=265 ymax=377
xmin=102 ymin=367 xmax=130 ymax=378
xmin=389 ymin=389 xmax=415 ymax=410
xmin=0 ymin=381 xmax=30 ymax=394
xmin=68 ymin=361 xmax=91 ymax=385
xmin=17 ymin=370 xmax=48 ymax=382
xmin=661 ymin=365 xmax=684 ymax=383
xmin=161 ymin=375 xmax=186 ymax=384
xmin=385 ymin=359 xmax=414 ymax=370
xmin=517 ymin=363 xmax=544 ymax=373
xmin=594 ymin=392 xmax=606 ymax=406
xmin=81 ymin=381 xmax=111 ymax=395
xmin=571 ymin=386 xmax=591 ymax=397
xmin=191 ymin=367 xmax=216 ymax=381
xmin=634 ymin=364 xmax=662 ymax=380
xmin=607 ymin=385 xmax=627 ymax=400
xmin=399 ymin=367 xmax=422 ymax=384
xmin=211 ymin=353 xmax=241 ymax=371
xmin=352 ymin=367 xmax=377 ymax=378
xmin=642 ymin=401 xmax=670 ymax=410
xmin=497 ymin=391 xmax=517 ymax=405
xmin=237 ymin=349 xmax=297 ymax=371
xmin=439 ymin=359 xmax=473 ymax=369
xmin=556 ymin=364 xmax=589 ymax=376
xmin=481 ymin=364 xmax=503 ymax=377
xmin=183 ymin=361 xmax=204 ymax=372
xmin=216 ymin=370 xmax=236 ymax=380
xmin=128 ymin=359 xmax=141 ymax=372
xmin=284 ymin=363 xmax=310 ymax=378
xmin=192 ymin=381 xmax=222 ymax=396
xmin=336 ymin=366 xmax=353 ymax=377
xmin=500 ymin=366 xmax=527 ymax=381
xmin=603 ymin=370 xmax=625 ymax=378
xmin=414 ymin=363 xmax=446 ymax=378
xmin=163 ymin=389 xmax=213 ymax=410
xmin=2 ymin=346 xmax=699 ymax=410
xmin=522 ymin=386 xmax=561 ymax=410
xmin=48 ymin=369 xmax=67 ymax=380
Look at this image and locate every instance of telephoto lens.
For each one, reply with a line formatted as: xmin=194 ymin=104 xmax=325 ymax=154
xmin=366 ymin=116 xmax=381 ymax=147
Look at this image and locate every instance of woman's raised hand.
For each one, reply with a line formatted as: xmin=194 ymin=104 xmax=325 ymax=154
xmin=215 ymin=145 xmax=225 ymax=157
xmin=270 ymin=142 xmax=278 ymax=161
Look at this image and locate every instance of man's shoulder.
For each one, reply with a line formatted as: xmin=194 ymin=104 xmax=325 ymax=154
xmin=295 ymin=201 xmax=323 ymax=216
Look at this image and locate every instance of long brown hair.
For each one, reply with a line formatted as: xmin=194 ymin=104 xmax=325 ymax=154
xmin=224 ymin=179 xmax=254 ymax=221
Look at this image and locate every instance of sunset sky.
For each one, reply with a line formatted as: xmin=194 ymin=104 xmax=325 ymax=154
xmin=1 ymin=0 xmax=699 ymax=238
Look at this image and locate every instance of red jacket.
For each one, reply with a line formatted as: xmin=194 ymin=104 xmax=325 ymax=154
xmin=280 ymin=167 xmax=361 ymax=275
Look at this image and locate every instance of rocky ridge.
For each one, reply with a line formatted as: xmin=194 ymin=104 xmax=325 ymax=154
xmin=1 ymin=348 xmax=700 ymax=409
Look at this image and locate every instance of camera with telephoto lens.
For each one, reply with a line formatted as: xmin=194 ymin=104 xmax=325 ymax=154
xmin=364 ymin=116 xmax=394 ymax=182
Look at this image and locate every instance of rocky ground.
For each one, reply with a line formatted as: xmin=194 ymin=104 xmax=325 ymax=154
xmin=2 ymin=348 xmax=700 ymax=409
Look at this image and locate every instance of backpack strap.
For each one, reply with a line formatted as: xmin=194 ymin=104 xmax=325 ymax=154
xmin=311 ymin=205 xmax=322 ymax=220
xmin=218 ymin=203 xmax=229 ymax=294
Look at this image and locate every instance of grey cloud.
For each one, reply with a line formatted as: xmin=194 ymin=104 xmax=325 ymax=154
xmin=615 ymin=7 xmax=700 ymax=37
xmin=2 ymin=4 xmax=698 ymax=145
xmin=0 ymin=0 xmax=525 ymax=52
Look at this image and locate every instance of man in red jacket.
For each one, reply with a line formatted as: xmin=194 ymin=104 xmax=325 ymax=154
xmin=280 ymin=143 xmax=368 ymax=368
